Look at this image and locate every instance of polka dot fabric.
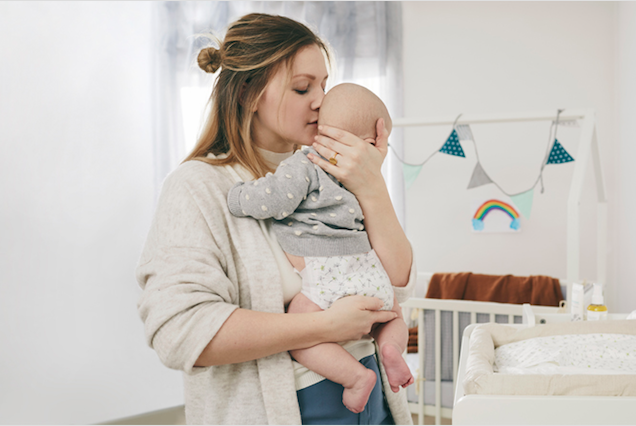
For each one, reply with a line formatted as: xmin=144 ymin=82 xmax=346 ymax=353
xmin=226 ymin=147 xmax=371 ymax=257
xmin=439 ymin=129 xmax=466 ymax=158
xmin=546 ymin=139 xmax=575 ymax=164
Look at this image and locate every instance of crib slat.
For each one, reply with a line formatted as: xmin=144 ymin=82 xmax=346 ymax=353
xmin=489 ymin=312 xmax=495 ymax=323
xmin=470 ymin=311 xmax=476 ymax=324
xmin=418 ymin=308 xmax=424 ymax=425
xmin=508 ymin=314 xmax=513 ymax=324
xmin=435 ymin=309 xmax=441 ymax=425
xmin=452 ymin=310 xmax=459 ymax=395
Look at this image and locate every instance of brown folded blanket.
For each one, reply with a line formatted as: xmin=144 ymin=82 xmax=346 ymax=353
xmin=407 ymin=326 xmax=418 ymax=353
xmin=425 ymin=272 xmax=563 ymax=307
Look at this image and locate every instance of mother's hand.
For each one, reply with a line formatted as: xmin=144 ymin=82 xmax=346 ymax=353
xmin=308 ymin=118 xmax=389 ymax=199
xmin=322 ymin=295 xmax=397 ymax=342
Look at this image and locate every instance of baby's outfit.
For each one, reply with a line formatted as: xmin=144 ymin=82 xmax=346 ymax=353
xmin=227 ymin=147 xmax=393 ymax=311
xmin=300 ymin=251 xmax=392 ymax=310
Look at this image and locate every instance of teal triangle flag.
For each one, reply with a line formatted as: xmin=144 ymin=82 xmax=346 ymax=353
xmin=439 ymin=129 xmax=466 ymax=158
xmin=546 ymin=139 xmax=574 ymax=164
xmin=510 ymin=189 xmax=534 ymax=219
xmin=403 ymin=163 xmax=423 ymax=190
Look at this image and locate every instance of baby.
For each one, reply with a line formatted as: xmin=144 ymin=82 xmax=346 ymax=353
xmin=227 ymin=83 xmax=413 ymax=413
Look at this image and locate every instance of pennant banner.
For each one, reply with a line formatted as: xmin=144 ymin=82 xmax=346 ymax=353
xmin=546 ymin=139 xmax=574 ymax=164
xmin=467 ymin=162 xmax=492 ymax=189
xmin=455 ymin=124 xmax=474 ymax=142
xmin=439 ymin=129 xmax=466 ymax=157
xmin=393 ymin=117 xmax=572 ymax=208
xmin=510 ymin=189 xmax=535 ymax=219
xmin=403 ymin=163 xmax=423 ymax=190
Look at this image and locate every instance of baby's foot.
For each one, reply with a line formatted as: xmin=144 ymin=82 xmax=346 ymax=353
xmin=342 ymin=368 xmax=377 ymax=414
xmin=381 ymin=343 xmax=414 ymax=393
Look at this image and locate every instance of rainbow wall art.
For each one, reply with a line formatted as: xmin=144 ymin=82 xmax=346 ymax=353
xmin=472 ymin=199 xmax=521 ymax=231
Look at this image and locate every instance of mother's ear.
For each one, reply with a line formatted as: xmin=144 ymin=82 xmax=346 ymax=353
xmin=239 ymin=78 xmax=258 ymax=111
xmin=239 ymin=82 xmax=248 ymax=106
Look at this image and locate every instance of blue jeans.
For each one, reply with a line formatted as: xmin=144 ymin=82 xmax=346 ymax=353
xmin=296 ymin=355 xmax=394 ymax=425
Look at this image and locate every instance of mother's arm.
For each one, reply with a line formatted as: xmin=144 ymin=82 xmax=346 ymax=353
xmin=136 ymin=165 xmax=396 ymax=371
xmin=194 ymin=295 xmax=396 ymax=366
xmin=308 ymin=119 xmax=413 ymax=288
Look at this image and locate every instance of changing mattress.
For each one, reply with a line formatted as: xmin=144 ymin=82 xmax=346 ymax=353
xmin=463 ymin=320 xmax=636 ymax=396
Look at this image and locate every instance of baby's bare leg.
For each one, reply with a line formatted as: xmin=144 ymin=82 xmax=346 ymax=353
xmin=287 ymin=293 xmax=377 ymax=413
xmin=370 ymin=294 xmax=414 ymax=393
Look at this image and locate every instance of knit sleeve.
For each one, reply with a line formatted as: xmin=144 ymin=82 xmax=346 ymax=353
xmin=227 ymin=152 xmax=316 ymax=220
xmin=393 ymin=249 xmax=417 ymax=304
xmin=135 ymin=165 xmax=240 ymax=374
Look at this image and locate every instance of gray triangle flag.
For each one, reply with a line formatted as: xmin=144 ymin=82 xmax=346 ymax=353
xmin=467 ymin=162 xmax=493 ymax=189
xmin=455 ymin=124 xmax=474 ymax=142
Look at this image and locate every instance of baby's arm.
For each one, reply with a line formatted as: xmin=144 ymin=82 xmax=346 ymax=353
xmin=227 ymin=153 xmax=316 ymax=220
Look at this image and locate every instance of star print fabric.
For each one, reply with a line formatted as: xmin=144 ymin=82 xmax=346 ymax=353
xmin=494 ymin=333 xmax=636 ymax=375
xmin=299 ymin=249 xmax=393 ymax=311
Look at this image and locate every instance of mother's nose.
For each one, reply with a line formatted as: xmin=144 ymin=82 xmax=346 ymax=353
xmin=311 ymin=90 xmax=325 ymax=110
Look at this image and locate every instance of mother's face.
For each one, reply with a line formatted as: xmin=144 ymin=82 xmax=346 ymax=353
xmin=252 ymin=44 xmax=328 ymax=152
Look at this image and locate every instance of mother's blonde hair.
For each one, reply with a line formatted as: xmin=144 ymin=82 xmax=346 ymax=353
xmin=184 ymin=13 xmax=331 ymax=178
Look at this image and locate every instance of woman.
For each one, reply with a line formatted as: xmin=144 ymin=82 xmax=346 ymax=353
xmin=136 ymin=13 xmax=415 ymax=425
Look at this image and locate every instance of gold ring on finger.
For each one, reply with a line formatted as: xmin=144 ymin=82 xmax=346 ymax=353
xmin=329 ymin=152 xmax=339 ymax=166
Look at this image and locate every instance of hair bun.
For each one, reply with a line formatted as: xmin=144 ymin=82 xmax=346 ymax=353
xmin=198 ymin=47 xmax=222 ymax=73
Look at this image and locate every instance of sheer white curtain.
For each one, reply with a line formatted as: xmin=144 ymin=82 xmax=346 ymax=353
xmin=152 ymin=1 xmax=405 ymax=225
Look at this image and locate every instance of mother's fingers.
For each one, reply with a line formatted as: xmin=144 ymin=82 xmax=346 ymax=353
xmin=312 ymin=140 xmax=343 ymax=164
xmin=375 ymin=118 xmax=389 ymax=154
xmin=373 ymin=310 xmax=400 ymax=325
xmin=314 ymin=134 xmax=350 ymax=158
xmin=358 ymin=295 xmax=385 ymax=311
xmin=317 ymin=125 xmax=360 ymax=147
xmin=307 ymin=148 xmax=339 ymax=177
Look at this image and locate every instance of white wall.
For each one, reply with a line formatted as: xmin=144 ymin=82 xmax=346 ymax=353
xmin=615 ymin=2 xmax=636 ymax=314
xmin=0 ymin=2 xmax=182 ymax=424
xmin=401 ymin=3 xmax=621 ymax=306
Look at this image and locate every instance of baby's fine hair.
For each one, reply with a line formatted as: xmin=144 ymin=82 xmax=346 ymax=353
xmin=318 ymin=83 xmax=392 ymax=140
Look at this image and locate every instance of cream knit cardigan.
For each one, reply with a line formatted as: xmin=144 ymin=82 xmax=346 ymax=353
xmin=136 ymin=157 xmax=415 ymax=425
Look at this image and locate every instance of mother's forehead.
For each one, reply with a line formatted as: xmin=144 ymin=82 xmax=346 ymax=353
xmin=289 ymin=45 xmax=328 ymax=73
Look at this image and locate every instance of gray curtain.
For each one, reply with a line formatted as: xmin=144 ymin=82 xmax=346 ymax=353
xmin=152 ymin=1 xmax=405 ymax=226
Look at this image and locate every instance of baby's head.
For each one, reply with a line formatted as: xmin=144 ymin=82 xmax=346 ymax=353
xmin=318 ymin=83 xmax=392 ymax=144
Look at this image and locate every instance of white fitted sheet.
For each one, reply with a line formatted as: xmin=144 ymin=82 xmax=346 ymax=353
xmin=494 ymin=333 xmax=636 ymax=375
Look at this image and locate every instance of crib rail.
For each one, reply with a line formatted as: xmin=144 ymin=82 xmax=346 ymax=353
xmin=401 ymin=297 xmax=560 ymax=425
